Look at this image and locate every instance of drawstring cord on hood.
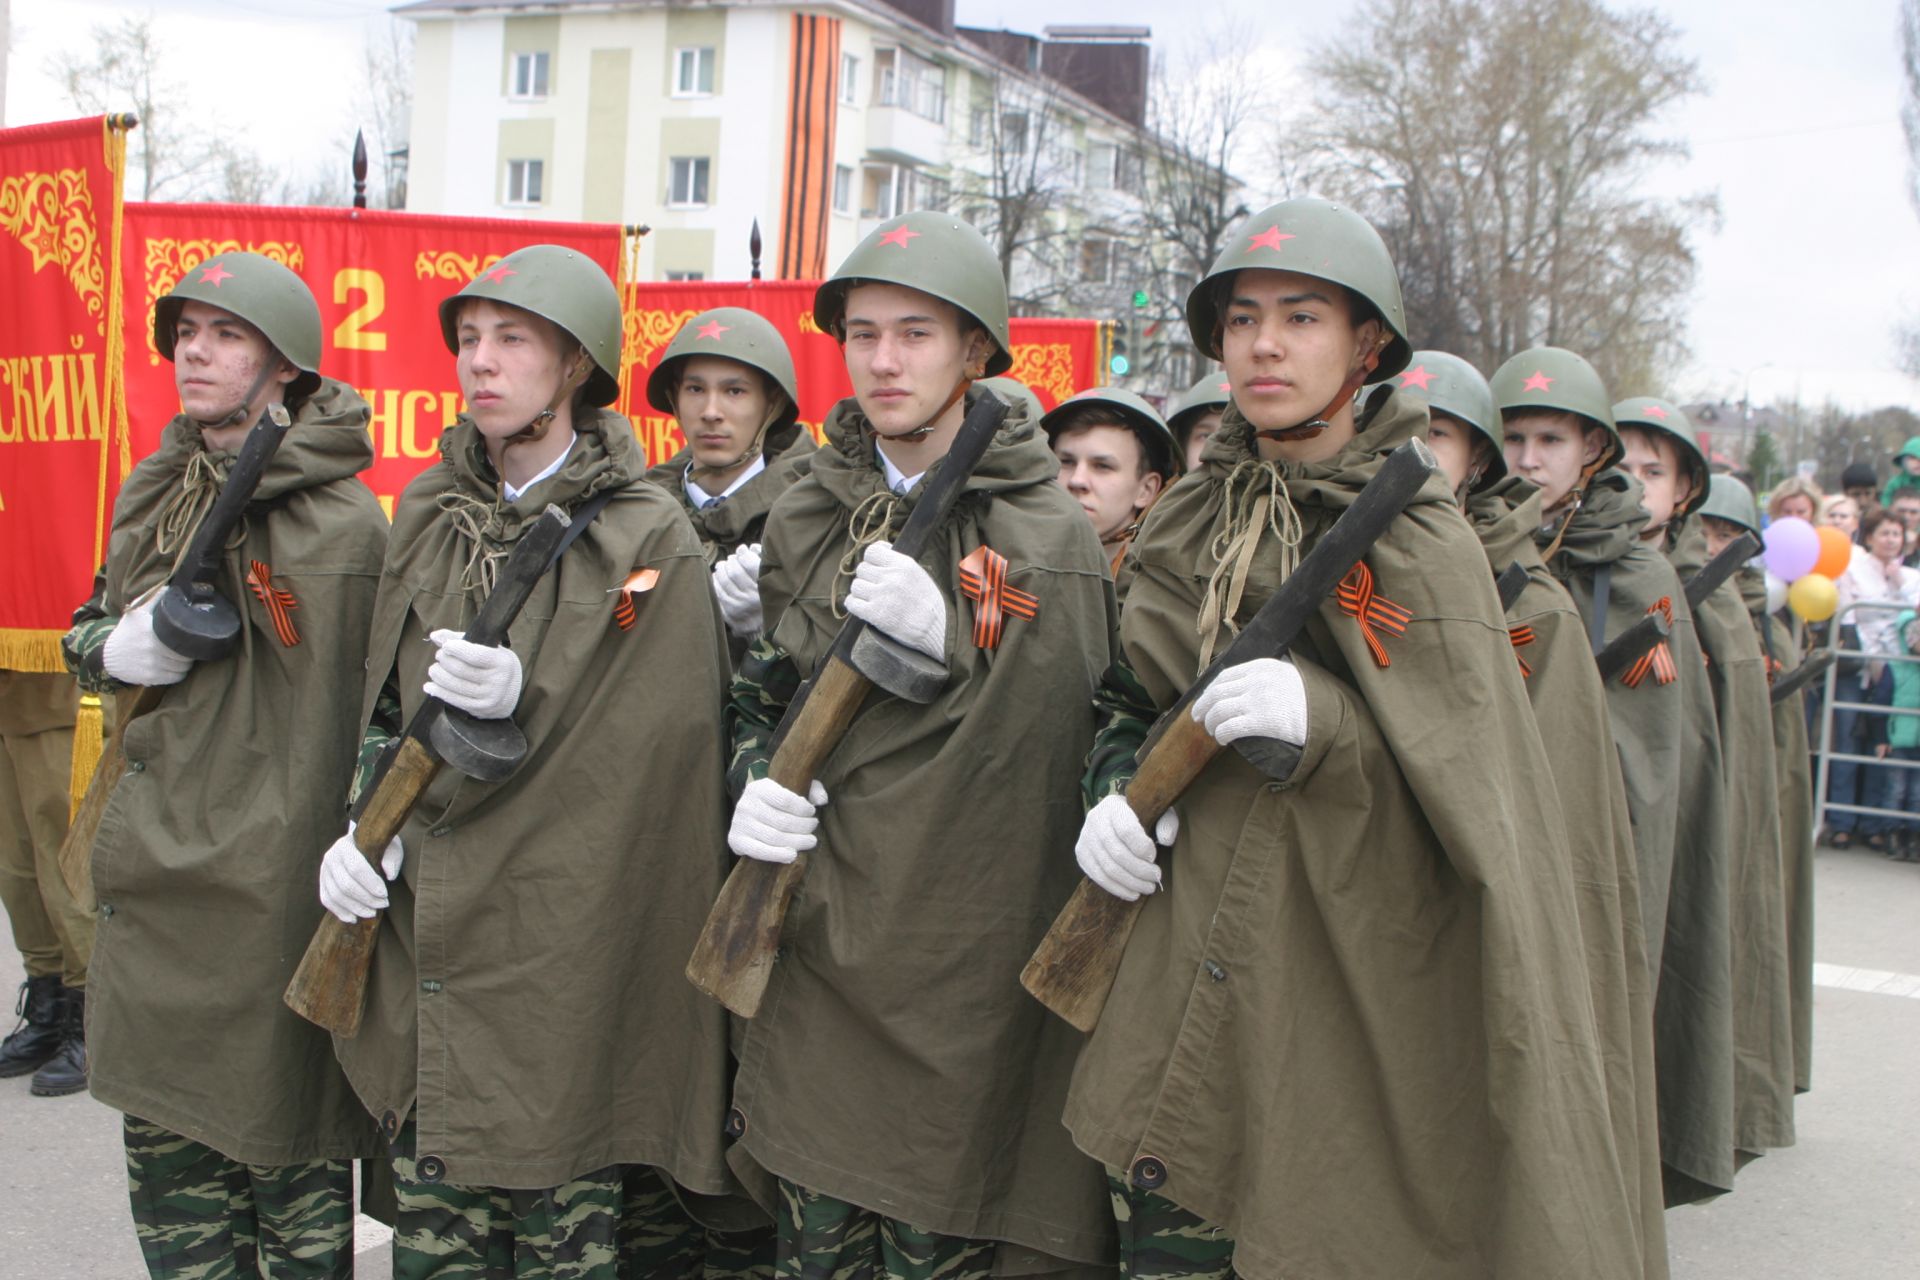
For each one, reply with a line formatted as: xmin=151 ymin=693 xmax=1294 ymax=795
xmin=832 ymin=489 xmax=907 ymax=617
xmin=437 ymin=490 xmax=510 ymax=603
xmin=1196 ymin=457 xmax=1305 ymax=669
xmin=155 ymin=450 xmax=249 ymax=574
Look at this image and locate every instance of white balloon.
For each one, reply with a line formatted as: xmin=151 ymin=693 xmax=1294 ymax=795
xmin=1765 ymin=571 xmax=1789 ymax=614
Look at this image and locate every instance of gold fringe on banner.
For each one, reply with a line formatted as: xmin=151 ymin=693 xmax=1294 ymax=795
xmin=0 ymin=629 xmax=67 ymax=674
xmin=95 ymin=115 xmax=133 ymax=564
xmin=68 ymin=693 xmax=103 ymax=820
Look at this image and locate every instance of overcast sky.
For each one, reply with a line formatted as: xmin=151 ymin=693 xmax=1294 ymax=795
xmin=8 ymin=0 xmax=1918 ymax=416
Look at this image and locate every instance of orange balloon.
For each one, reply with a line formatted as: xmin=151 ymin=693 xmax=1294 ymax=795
xmin=1812 ymin=525 xmax=1853 ymax=580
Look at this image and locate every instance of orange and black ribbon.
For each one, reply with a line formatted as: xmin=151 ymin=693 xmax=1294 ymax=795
xmin=1336 ymin=561 xmax=1411 ymax=669
xmin=1622 ymin=597 xmax=1679 ymax=688
xmin=612 ymin=568 xmax=660 ymax=632
xmin=958 ymin=545 xmax=1038 ymax=651
xmin=1509 ymin=623 xmax=1537 ymax=679
xmin=246 ymin=560 xmax=300 ymax=647
xmin=1765 ymin=651 xmax=1784 ymax=685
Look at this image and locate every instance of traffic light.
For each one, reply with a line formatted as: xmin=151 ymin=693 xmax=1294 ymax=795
xmin=1110 ymin=319 xmax=1131 ymax=377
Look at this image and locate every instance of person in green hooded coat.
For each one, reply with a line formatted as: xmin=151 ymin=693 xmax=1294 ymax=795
xmin=62 ymin=252 xmax=387 ymax=1279
xmin=1398 ymin=350 xmax=1668 ymax=1278
xmin=717 ymin=211 xmax=1118 ymax=1279
xmin=316 ymin=246 xmax=752 ymax=1279
xmin=1881 ymin=436 xmax=1920 ymax=508
xmin=1619 ymin=397 xmax=1796 ymax=1162
xmin=1063 ymin=200 xmax=1641 ymax=1279
xmin=642 ymin=306 xmax=816 ymax=665
xmin=1496 ymin=348 xmax=1738 ymax=1205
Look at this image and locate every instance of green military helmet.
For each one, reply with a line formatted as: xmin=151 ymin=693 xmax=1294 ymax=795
xmin=1490 ymin=346 xmax=1621 ymax=471
xmin=1164 ymin=373 xmax=1233 ymax=448
xmin=438 ymin=245 xmax=624 ymax=406
xmin=976 ymin=375 xmax=1045 ymax=422
xmin=645 ymin=307 xmax=799 ymax=432
xmin=1614 ymin=396 xmax=1707 ymax=516
xmin=1397 ymin=350 xmax=1505 ymax=486
xmin=1701 ymin=473 xmax=1761 ymax=539
xmin=813 ymin=211 xmax=1013 ymax=377
xmin=1040 ymin=385 xmax=1182 ymax=480
xmin=153 ymin=252 xmax=323 ymax=400
xmin=1184 ymin=197 xmax=1411 ymax=380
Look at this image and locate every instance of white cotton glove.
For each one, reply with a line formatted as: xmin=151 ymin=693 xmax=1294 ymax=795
xmin=101 ymin=591 xmax=194 ymax=687
xmin=728 ymin=776 xmax=830 ymax=865
xmin=711 ymin=542 xmax=765 ymax=636
xmin=317 ymin=823 xmax=405 ymax=924
xmin=1190 ymin=657 xmax=1309 ymax=749
xmin=844 ymin=540 xmax=947 ymax=662
xmin=1076 ymin=795 xmax=1181 ymax=902
xmin=424 ymin=629 xmax=524 ymax=720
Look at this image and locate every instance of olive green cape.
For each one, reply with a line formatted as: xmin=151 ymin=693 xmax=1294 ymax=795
xmin=331 ymin=408 xmax=740 ymax=1194
xmin=1666 ymin=516 xmax=1795 ymax=1155
xmin=1541 ymin=471 xmax=1736 ymax=1203
xmin=1065 ymin=391 xmax=1640 ymax=1279
xmin=80 ymin=380 xmax=387 ymax=1163
xmin=1467 ymin=476 xmax=1667 ymax=1279
xmin=729 ymin=390 xmax=1119 ymax=1268
xmin=641 ymin=422 xmax=817 ymax=565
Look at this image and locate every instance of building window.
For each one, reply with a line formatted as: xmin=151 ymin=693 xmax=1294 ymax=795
xmin=674 ymin=46 xmax=716 ymax=96
xmin=1080 ymin=237 xmax=1113 ymax=284
xmin=668 ymin=157 xmax=711 ymax=207
xmin=505 ymin=158 xmax=544 ymax=205
xmin=509 ymin=51 xmax=550 ymax=100
xmin=915 ymin=173 xmax=950 ymax=213
xmin=874 ymin=47 xmax=946 ymax=123
xmin=970 ymin=107 xmax=990 ymax=148
xmin=861 ymin=164 xmax=900 ymax=220
xmin=1116 ymin=147 xmax=1143 ymax=191
xmin=665 ymin=270 xmax=706 ymax=282
xmin=1001 ymin=111 xmax=1028 ymax=156
xmin=833 ymin=164 xmax=853 ymax=215
xmin=841 ymin=53 xmax=859 ymax=105
xmin=1088 ymin=142 xmax=1117 ymax=189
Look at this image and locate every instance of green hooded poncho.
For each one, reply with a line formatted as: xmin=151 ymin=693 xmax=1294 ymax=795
xmin=1064 ymin=389 xmax=1641 ymax=1279
xmin=1665 ymin=516 xmax=1795 ymax=1156
xmin=723 ymin=388 xmax=1119 ymax=1271
xmin=1466 ymin=475 xmax=1667 ymax=1279
xmin=331 ymin=407 xmax=741 ymax=1196
xmin=641 ymin=423 xmax=817 ymax=565
xmin=1541 ymin=471 xmax=1735 ymax=1203
xmin=68 ymin=380 xmax=388 ymax=1164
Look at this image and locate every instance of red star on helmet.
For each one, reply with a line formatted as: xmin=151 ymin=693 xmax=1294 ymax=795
xmin=197 ymin=261 xmax=234 ymax=287
xmin=1246 ymin=226 xmax=1296 ymax=253
xmin=1398 ymin=365 xmax=1435 ymax=391
xmin=1643 ymin=404 xmax=1668 ymax=419
xmin=484 ymin=264 xmax=518 ymax=284
xmin=1521 ymin=371 xmax=1554 ymax=393
xmin=877 ymin=226 xmax=921 ymax=248
xmin=695 ymin=320 xmax=730 ymax=340
xmin=1216 ymin=381 xmax=1231 ymax=394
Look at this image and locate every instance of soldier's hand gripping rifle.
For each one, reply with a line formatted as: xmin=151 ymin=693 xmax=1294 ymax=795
xmin=60 ymin=395 xmax=293 ymax=900
xmin=1020 ymin=439 xmax=1439 ymax=1033
xmin=685 ymin=392 xmax=1011 ymax=1019
xmin=284 ymin=505 xmax=573 ymax=1038
xmin=1771 ymin=650 xmax=1836 ymax=704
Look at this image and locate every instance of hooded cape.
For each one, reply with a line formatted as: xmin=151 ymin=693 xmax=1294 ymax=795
xmin=331 ymin=407 xmax=740 ymax=1195
xmin=76 ymin=380 xmax=387 ymax=1163
xmin=1064 ymin=390 xmax=1640 ymax=1279
xmin=724 ymin=388 xmax=1119 ymax=1269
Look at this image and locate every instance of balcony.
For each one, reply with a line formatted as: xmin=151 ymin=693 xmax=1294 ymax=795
xmin=868 ymin=100 xmax=947 ymax=167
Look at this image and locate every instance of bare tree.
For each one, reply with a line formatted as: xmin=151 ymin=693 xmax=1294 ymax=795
xmin=358 ymin=18 xmax=414 ymax=209
xmin=1303 ymin=0 xmax=1712 ymax=392
xmin=954 ymin=68 xmax=1088 ymax=314
xmin=49 ymin=15 xmax=221 ymax=199
xmin=1903 ymin=0 xmax=1920 ymax=221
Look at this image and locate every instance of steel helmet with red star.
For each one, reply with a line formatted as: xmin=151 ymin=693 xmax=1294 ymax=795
xmin=645 ymin=306 xmax=800 ymax=432
xmin=1613 ymin=395 xmax=1708 ymax=517
xmin=1184 ymin=197 xmax=1413 ymax=382
xmin=1392 ymin=350 xmax=1506 ymax=488
xmin=153 ymin=252 xmax=324 ymax=401
xmin=1039 ymin=385 xmax=1182 ymax=481
xmin=437 ymin=244 xmax=624 ymax=406
xmin=1164 ymin=373 xmax=1233 ymax=450
xmin=1490 ymin=346 xmax=1622 ymax=471
xmin=811 ymin=212 xmax=1013 ymax=377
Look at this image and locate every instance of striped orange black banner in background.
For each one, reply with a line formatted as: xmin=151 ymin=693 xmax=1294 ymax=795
xmin=779 ymin=14 xmax=841 ymax=280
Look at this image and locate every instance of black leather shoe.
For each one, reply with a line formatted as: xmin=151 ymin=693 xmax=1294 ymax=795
xmin=0 ymin=976 xmax=63 ymax=1078
xmin=30 ymin=987 xmax=87 ymax=1097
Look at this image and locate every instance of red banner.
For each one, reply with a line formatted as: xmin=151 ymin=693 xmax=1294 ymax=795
xmin=0 ymin=116 xmax=130 ymax=670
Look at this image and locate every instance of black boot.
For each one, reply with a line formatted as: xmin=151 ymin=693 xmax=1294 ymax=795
xmin=0 ymin=975 xmax=63 ymax=1078
xmin=30 ymin=986 xmax=87 ymax=1097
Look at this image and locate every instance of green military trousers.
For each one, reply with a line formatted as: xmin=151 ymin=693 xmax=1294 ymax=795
xmin=0 ymin=672 xmax=92 ymax=987
xmin=772 ymin=1179 xmax=995 ymax=1280
xmin=1107 ymin=1174 xmax=1235 ymax=1280
xmin=123 ymin=1115 xmax=353 ymax=1280
xmin=620 ymin=1163 xmax=774 ymax=1279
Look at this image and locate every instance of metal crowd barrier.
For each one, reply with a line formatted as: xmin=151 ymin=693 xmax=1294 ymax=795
xmin=1811 ymin=598 xmax=1920 ymax=837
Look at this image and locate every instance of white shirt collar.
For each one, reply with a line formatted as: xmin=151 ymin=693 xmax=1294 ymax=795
xmin=501 ymin=431 xmax=577 ymax=503
xmin=684 ymin=453 xmax=768 ymax=508
xmin=879 ymin=448 xmax=924 ymax=497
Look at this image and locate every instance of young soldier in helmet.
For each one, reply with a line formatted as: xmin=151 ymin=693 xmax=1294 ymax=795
xmin=1496 ymin=350 xmax=1738 ymax=1206
xmin=315 ymin=246 xmax=751 ymax=1278
xmin=1064 ymin=199 xmax=1642 ymax=1277
xmin=719 ymin=211 xmax=1118 ymax=1277
xmin=643 ymin=306 xmax=814 ymax=660
xmin=61 ymin=252 xmax=387 ymax=1278
xmin=1703 ymin=474 xmax=1817 ymax=1097
xmin=1619 ymin=396 xmax=1796 ymax=1164
xmin=1163 ymin=374 xmax=1231 ymax=473
xmin=1042 ymin=386 xmax=1181 ymax=580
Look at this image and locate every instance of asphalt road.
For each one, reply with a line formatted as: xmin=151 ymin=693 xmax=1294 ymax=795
xmin=3 ymin=843 xmax=1917 ymax=1277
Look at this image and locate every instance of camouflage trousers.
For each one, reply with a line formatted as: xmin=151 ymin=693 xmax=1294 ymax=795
xmin=772 ymin=1179 xmax=994 ymax=1280
xmin=123 ymin=1115 xmax=353 ymax=1280
xmin=390 ymin=1147 xmax=620 ymax=1280
xmin=620 ymin=1163 xmax=774 ymax=1279
xmin=1107 ymin=1174 xmax=1235 ymax=1280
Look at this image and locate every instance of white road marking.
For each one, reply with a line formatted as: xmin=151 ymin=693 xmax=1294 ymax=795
xmin=1813 ymin=962 xmax=1920 ymax=1000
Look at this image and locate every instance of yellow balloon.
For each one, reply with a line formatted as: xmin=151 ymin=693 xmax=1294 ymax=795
xmin=1787 ymin=572 xmax=1838 ymax=623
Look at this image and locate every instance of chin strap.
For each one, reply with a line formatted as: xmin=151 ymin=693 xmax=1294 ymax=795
xmin=1252 ymin=333 xmax=1392 ymax=444
xmin=1539 ymin=454 xmax=1611 ymax=564
xmin=504 ymin=347 xmax=592 ymax=449
xmin=868 ymin=372 xmax=974 ymax=444
xmin=190 ymin=360 xmax=285 ymax=434
xmin=690 ymin=398 xmax=792 ymax=489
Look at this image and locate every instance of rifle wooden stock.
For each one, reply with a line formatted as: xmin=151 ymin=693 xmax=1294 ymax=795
xmin=58 ymin=687 xmax=160 ymax=900
xmin=1771 ymin=650 xmax=1836 ymax=704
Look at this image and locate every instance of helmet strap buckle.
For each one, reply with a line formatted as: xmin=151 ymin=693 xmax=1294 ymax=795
xmin=505 ymin=347 xmax=592 ymax=448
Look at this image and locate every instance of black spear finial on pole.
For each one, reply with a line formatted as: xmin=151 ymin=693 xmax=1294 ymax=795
xmin=750 ymin=218 xmax=763 ymax=281
xmin=352 ymin=130 xmax=369 ymax=209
